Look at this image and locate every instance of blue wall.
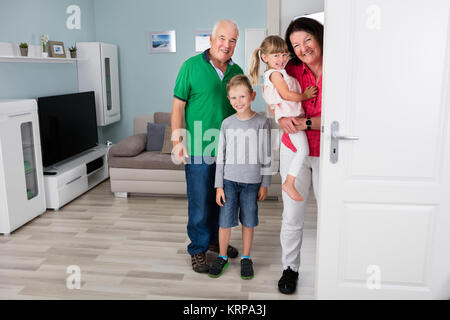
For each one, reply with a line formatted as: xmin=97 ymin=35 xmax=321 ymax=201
xmin=95 ymin=0 xmax=267 ymax=143
xmin=0 ymin=0 xmax=96 ymax=98
xmin=0 ymin=0 xmax=266 ymax=144
xmin=0 ymin=0 xmax=101 ymax=140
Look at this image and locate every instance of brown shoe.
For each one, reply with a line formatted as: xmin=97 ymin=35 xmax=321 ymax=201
xmin=208 ymin=243 xmax=239 ymax=258
xmin=191 ymin=252 xmax=209 ymax=273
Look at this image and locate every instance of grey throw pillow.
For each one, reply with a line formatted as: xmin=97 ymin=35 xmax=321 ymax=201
xmin=109 ymin=133 xmax=147 ymax=157
xmin=146 ymin=122 xmax=166 ymax=151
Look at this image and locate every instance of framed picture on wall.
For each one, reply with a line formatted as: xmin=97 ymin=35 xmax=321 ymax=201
xmin=149 ymin=30 xmax=176 ymax=53
xmin=195 ymin=30 xmax=211 ymax=52
xmin=48 ymin=41 xmax=66 ymax=58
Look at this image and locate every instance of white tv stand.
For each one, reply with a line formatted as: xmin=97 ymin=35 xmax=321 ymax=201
xmin=43 ymin=145 xmax=109 ymax=210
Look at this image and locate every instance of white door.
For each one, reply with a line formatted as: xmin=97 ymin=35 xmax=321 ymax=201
xmin=316 ymin=0 xmax=450 ymax=299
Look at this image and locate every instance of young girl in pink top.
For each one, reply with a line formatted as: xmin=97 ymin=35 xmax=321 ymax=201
xmin=249 ymin=35 xmax=317 ymax=201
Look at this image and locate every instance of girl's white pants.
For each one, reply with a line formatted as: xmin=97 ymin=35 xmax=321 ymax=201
xmin=279 ymin=143 xmax=319 ymax=272
xmin=286 ymin=131 xmax=309 ymax=177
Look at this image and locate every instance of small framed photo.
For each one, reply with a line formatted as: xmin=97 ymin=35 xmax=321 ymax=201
xmin=149 ymin=30 xmax=176 ymax=53
xmin=195 ymin=30 xmax=211 ymax=52
xmin=48 ymin=41 xmax=66 ymax=58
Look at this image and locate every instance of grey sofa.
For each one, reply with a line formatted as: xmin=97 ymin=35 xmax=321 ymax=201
xmin=108 ymin=112 xmax=282 ymax=198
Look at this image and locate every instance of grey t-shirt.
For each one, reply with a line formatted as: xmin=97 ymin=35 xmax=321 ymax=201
xmin=215 ymin=113 xmax=271 ymax=188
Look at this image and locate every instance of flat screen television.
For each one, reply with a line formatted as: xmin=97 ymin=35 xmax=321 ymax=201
xmin=37 ymin=91 xmax=98 ymax=168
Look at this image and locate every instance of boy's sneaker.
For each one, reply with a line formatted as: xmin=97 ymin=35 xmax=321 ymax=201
xmin=191 ymin=252 xmax=209 ymax=273
xmin=240 ymin=258 xmax=254 ymax=280
xmin=209 ymin=256 xmax=229 ymax=278
xmin=208 ymin=243 xmax=239 ymax=258
xmin=278 ymin=267 xmax=299 ymax=294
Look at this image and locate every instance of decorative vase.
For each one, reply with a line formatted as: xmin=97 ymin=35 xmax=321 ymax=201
xmin=42 ymin=45 xmax=48 ymax=58
xmin=70 ymin=51 xmax=77 ymax=59
xmin=20 ymin=47 xmax=28 ymax=56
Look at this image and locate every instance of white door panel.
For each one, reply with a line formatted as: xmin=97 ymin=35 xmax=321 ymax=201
xmin=317 ymin=0 xmax=450 ymax=299
xmin=100 ymin=43 xmax=120 ymax=124
xmin=341 ymin=203 xmax=434 ymax=284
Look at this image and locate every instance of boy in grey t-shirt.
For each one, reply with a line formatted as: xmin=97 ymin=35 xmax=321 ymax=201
xmin=209 ymin=75 xmax=271 ymax=280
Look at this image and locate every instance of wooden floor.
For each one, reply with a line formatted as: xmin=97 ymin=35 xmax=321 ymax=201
xmin=0 ymin=180 xmax=317 ymax=300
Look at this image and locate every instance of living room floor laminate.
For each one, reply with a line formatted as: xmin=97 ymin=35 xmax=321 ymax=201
xmin=0 ymin=180 xmax=317 ymax=300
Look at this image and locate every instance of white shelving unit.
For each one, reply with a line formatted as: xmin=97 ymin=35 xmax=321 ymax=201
xmin=44 ymin=145 xmax=109 ymax=210
xmin=1 ymin=41 xmax=112 ymax=210
xmin=0 ymin=99 xmax=46 ymax=235
xmin=0 ymin=56 xmax=78 ymax=63
xmin=77 ymin=42 xmax=121 ymax=126
xmin=0 ymin=42 xmax=77 ymax=63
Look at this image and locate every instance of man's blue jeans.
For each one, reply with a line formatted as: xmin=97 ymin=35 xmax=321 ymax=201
xmin=185 ymin=156 xmax=220 ymax=255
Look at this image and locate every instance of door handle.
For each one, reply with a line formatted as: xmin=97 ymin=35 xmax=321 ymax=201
xmin=330 ymin=121 xmax=358 ymax=164
xmin=331 ymin=133 xmax=360 ymax=140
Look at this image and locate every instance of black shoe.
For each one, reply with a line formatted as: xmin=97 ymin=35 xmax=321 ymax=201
xmin=240 ymin=258 xmax=254 ymax=280
xmin=278 ymin=267 xmax=299 ymax=294
xmin=208 ymin=256 xmax=229 ymax=278
xmin=208 ymin=243 xmax=239 ymax=258
xmin=191 ymin=252 xmax=209 ymax=273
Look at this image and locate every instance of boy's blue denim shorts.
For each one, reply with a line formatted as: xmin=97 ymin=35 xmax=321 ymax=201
xmin=219 ymin=179 xmax=260 ymax=229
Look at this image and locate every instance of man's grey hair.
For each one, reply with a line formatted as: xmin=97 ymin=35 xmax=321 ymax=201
xmin=211 ymin=19 xmax=239 ymax=39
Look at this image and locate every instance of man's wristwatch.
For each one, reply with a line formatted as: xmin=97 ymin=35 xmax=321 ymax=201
xmin=306 ymin=117 xmax=312 ymax=131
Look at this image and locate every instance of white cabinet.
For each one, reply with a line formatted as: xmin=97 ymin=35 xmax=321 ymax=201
xmin=0 ymin=99 xmax=46 ymax=234
xmin=77 ymin=42 xmax=121 ymax=126
xmin=44 ymin=145 xmax=109 ymax=210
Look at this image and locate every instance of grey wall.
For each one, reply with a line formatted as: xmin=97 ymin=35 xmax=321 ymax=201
xmin=94 ymin=0 xmax=267 ymax=143
xmin=0 ymin=0 xmax=267 ymax=145
xmin=280 ymin=0 xmax=324 ymax=36
xmin=0 ymin=0 xmax=96 ymax=99
xmin=0 ymin=0 xmax=102 ymax=140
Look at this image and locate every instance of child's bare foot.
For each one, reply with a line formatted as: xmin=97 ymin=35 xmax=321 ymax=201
xmin=282 ymin=175 xmax=304 ymax=202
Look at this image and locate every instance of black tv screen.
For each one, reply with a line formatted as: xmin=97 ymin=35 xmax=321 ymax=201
xmin=37 ymin=91 xmax=98 ymax=168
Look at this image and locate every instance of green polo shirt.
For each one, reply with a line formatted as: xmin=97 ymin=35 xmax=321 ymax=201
xmin=173 ymin=50 xmax=243 ymax=157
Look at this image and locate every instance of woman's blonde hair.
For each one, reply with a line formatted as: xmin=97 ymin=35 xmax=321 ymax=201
xmin=249 ymin=35 xmax=288 ymax=85
xmin=226 ymin=74 xmax=254 ymax=95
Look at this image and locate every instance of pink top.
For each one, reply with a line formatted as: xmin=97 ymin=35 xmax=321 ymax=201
xmin=282 ymin=60 xmax=322 ymax=157
xmin=262 ymin=69 xmax=304 ymax=123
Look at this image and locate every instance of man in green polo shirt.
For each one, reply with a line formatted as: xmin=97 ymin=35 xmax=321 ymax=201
xmin=171 ymin=20 xmax=243 ymax=273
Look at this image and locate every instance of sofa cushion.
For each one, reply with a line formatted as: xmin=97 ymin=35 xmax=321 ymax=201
xmin=154 ymin=112 xmax=171 ymax=125
xmin=109 ymin=133 xmax=147 ymax=157
xmin=109 ymin=151 xmax=184 ymax=170
xmin=161 ymin=125 xmax=173 ymax=154
xmin=146 ymin=122 xmax=166 ymax=151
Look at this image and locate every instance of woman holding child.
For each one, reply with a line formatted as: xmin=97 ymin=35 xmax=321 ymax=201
xmin=276 ymin=17 xmax=324 ymax=294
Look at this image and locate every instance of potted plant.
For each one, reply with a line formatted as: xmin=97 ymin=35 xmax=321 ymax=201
xmin=40 ymin=34 xmax=49 ymax=57
xmin=69 ymin=45 xmax=77 ymax=58
xmin=19 ymin=42 xmax=28 ymax=56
